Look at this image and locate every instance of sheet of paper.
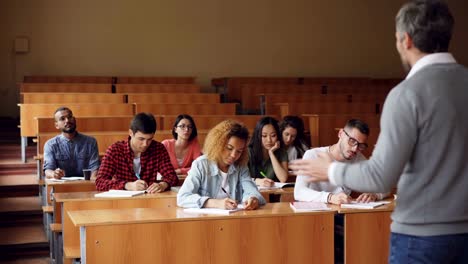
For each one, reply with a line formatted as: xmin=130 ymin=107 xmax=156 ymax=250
xmin=183 ymin=204 xmax=245 ymax=215
xmin=94 ymin=190 xmax=146 ymax=198
xmin=340 ymin=201 xmax=391 ymax=209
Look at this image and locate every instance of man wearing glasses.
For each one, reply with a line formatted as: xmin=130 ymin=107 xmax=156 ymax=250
xmin=294 ymin=119 xmax=389 ymax=205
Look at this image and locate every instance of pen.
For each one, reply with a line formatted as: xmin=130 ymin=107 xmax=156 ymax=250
xmin=221 ymin=187 xmax=231 ymax=199
xmin=260 ymin=171 xmax=267 ymax=178
xmin=135 ymin=173 xmax=140 ymax=180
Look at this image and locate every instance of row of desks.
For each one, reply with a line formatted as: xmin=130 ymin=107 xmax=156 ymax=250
xmin=52 ymin=187 xmax=393 ymax=264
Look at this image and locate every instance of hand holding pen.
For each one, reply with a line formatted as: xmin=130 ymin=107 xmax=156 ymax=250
xmin=53 ymin=168 xmax=65 ymax=179
xmin=220 ymin=187 xmax=238 ymax=209
xmin=124 ymin=173 xmax=148 ymax=191
xmin=256 ymin=171 xmax=274 ymax=187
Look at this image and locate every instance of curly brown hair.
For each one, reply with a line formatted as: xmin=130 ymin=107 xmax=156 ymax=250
xmin=203 ymin=120 xmax=250 ymax=166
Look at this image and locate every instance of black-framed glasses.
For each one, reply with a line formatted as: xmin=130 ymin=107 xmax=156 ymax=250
xmin=343 ymin=129 xmax=368 ymax=151
xmin=176 ymin=124 xmax=193 ymax=130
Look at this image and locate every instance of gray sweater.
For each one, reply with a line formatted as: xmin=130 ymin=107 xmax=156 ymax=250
xmin=333 ymin=62 xmax=468 ymax=236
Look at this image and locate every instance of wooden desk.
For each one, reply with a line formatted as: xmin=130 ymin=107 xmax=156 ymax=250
xmin=259 ymin=187 xmax=295 ymax=202
xmin=69 ymin=203 xmax=335 ymax=264
xmin=55 ymin=191 xmax=178 ymax=262
xmin=336 ymin=201 xmax=394 ymax=264
xmin=45 ymin=179 xmax=97 ymax=206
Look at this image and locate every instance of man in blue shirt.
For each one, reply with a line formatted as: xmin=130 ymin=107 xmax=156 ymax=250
xmin=43 ymin=107 xmax=100 ymax=180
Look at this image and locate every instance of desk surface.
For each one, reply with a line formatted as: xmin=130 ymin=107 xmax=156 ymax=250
xmin=45 ymin=179 xmax=96 ymax=186
xmin=69 ymin=202 xmax=336 ymax=227
xmin=54 ymin=190 xmax=178 ymax=202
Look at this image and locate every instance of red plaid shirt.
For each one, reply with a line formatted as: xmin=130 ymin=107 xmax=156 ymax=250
xmin=95 ymin=137 xmax=178 ymax=191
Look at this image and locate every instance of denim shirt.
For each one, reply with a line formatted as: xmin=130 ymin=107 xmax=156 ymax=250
xmin=177 ymin=155 xmax=266 ymax=208
xmin=43 ymin=132 xmax=100 ymax=176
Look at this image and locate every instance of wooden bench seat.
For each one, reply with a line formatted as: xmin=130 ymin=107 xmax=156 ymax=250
xmin=115 ymin=84 xmax=200 ymax=93
xmin=21 ymin=93 xmax=125 ymax=104
xmin=19 ymin=83 xmax=112 ymax=93
xmin=134 ymin=103 xmax=237 ymax=115
xmin=126 ymin=93 xmax=220 ymax=104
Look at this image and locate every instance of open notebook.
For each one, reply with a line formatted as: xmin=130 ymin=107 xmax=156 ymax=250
xmin=290 ymin=201 xmax=332 ymax=212
xmin=340 ymin=201 xmax=391 ymax=209
xmin=184 ymin=204 xmax=245 ymax=215
xmin=257 ymin=182 xmax=295 ymax=190
xmin=94 ymin=190 xmax=146 ymax=198
xmin=46 ymin=176 xmax=84 ymax=182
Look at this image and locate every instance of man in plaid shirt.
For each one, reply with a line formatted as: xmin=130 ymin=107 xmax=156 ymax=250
xmin=95 ymin=113 xmax=178 ymax=193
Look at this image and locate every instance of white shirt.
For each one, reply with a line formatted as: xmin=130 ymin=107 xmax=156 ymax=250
xmin=329 ymin=52 xmax=456 ymax=186
xmin=215 ymin=170 xmax=230 ymax=199
xmin=295 ymin=147 xmax=365 ymax=202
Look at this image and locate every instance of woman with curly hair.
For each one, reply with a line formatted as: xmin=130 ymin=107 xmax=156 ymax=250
xmin=177 ymin=120 xmax=266 ymax=210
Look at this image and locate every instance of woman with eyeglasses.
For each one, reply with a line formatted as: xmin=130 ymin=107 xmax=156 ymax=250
xmin=294 ymin=119 xmax=389 ymax=204
xmin=177 ymin=120 xmax=265 ymax=209
xmin=162 ymin=114 xmax=202 ymax=175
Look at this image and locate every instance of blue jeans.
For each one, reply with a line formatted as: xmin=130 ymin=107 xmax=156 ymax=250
xmin=389 ymin=232 xmax=468 ymax=264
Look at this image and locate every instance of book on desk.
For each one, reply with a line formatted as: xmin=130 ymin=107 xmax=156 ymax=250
xmin=340 ymin=201 xmax=391 ymax=209
xmin=94 ymin=190 xmax=146 ymax=198
xmin=45 ymin=176 xmax=85 ymax=182
xmin=183 ymin=204 xmax=245 ymax=215
xmin=289 ymin=201 xmax=332 ymax=212
xmin=257 ymin=182 xmax=295 ymax=190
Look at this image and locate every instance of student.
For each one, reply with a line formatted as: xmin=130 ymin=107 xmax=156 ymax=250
xmin=248 ymin=116 xmax=289 ymax=187
xmin=43 ymin=107 xmax=99 ymax=180
xmin=294 ymin=119 xmax=388 ymax=204
xmin=177 ymin=120 xmax=265 ymax=209
xmin=279 ymin=115 xmax=309 ymax=161
xmin=289 ymin=1 xmax=468 ymax=262
xmin=162 ymin=114 xmax=202 ymax=175
xmin=95 ymin=113 xmax=178 ymax=193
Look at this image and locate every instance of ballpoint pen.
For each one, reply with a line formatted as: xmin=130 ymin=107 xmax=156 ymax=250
xmin=221 ymin=187 xmax=231 ymax=199
xmin=259 ymin=171 xmax=267 ymax=178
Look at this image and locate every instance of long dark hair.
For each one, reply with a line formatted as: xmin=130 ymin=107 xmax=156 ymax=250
xmin=279 ymin=115 xmax=309 ymax=158
xmin=248 ymin=116 xmax=283 ymax=177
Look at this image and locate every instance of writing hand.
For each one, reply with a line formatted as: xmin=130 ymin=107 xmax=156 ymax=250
xmin=146 ymin=182 xmax=168 ymax=193
xmin=54 ymin=168 xmax=65 ymax=179
xmin=255 ymin=178 xmax=274 ymax=187
xmin=356 ymin=193 xmax=377 ymax=203
xmin=125 ymin=180 xmax=148 ymax=191
xmin=329 ymin=192 xmax=352 ymax=205
xmin=244 ymin=197 xmax=259 ymax=210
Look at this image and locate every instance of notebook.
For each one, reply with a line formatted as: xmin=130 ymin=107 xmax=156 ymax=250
xmin=289 ymin=201 xmax=332 ymax=212
xmin=46 ymin=176 xmax=84 ymax=182
xmin=340 ymin=201 xmax=391 ymax=209
xmin=183 ymin=204 xmax=245 ymax=215
xmin=94 ymin=190 xmax=146 ymax=198
xmin=257 ymin=182 xmax=295 ymax=190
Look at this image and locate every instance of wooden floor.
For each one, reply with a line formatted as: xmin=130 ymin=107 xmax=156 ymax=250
xmin=0 ymin=117 xmax=50 ymax=262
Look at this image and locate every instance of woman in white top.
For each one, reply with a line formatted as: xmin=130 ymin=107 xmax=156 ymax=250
xmin=279 ymin=115 xmax=309 ymax=161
